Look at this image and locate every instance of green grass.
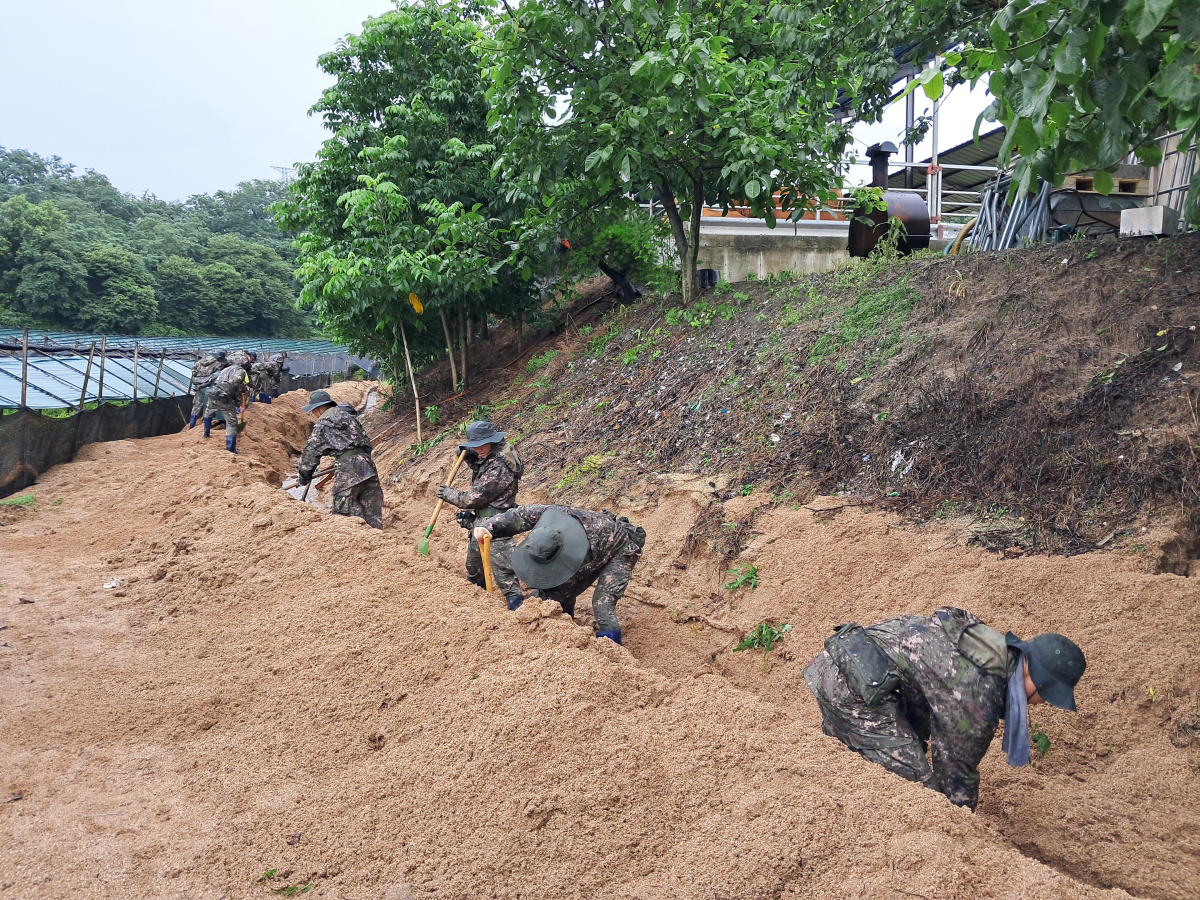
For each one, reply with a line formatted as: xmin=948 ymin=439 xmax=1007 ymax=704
xmin=735 ymin=621 xmax=791 ymax=652
xmin=526 ymin=350 xmax=559 ymax=372
xmin=724 ymin=563 xmax=759 ymax=591
xmin=554 ymin=454 xmax=610 ymax=491
xmin=806 ymin=278 xmax=915 ymax=370
xmin=0 ymin=494 xmax=37 ymax=510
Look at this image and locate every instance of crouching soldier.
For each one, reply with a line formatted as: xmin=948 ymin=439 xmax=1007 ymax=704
xmin=803 ymin=607 xmax=1086 ymax=811
xmin=203 ymin=350 xmax=252 ymax=453
xmin=435 ymin=421 xmax=524 ymax=608
xmin=188 ymin=349 xmax=225 ymax=429
xmin=473 ymin=505 xmax=645 ymax=644
xmin=297 ymin=389 xmax=383 ymax=529
xmin=249 ymin=350 xmax=287 ymax=403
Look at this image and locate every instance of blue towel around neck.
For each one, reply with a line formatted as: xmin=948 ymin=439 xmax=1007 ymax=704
xmin=1002 ymin=651 xmax=1031 ymax=767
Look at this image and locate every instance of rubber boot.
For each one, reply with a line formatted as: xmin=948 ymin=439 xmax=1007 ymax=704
xmin=506 ymin=593 xmax=524 ymax=611
xmin=466 ymin=575 xmax=487 ymax=590
xmin=595 ymin=627 xmax=622 ymax=645
xmin=225 ymin=433 xmax=237 ymax=455
xmin=202 ymin=416 xmax=212 ymax=438
xmin=188 ymin=414 xmax=197 ymax=429
xmin=259 ymin=393 xmax=273 ymax=404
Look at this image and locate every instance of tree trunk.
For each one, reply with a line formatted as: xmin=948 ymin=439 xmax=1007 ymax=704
xmin=654 ymin=173 xmax=696 ymax=305
xmin=516 ymin=312 xmax=524 ymax=353
xmin=440 ymin=309 xmax=459 ymax=390
xmin=399 ymin=319 xmax=422 ymax=443
xmin=596 ymin=260 xmax=640 ymax=301
xmin=459 ymin=304 xmax=469 ymax=387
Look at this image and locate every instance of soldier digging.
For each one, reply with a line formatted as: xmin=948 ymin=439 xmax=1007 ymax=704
xmin=203 ymin=349 xmax=253 ymax=453
xmin=473 ymin=505 xmax=646 ymax=644
xmin=435 ymin=421 xmax=525 ymax=609
xmin=297 ymin=389 xmax=384 ymax=529
xmin=188 ymin=349 xmax=226 ymax=429
xmin=804 ymin=607 xmax=1086 ymax=811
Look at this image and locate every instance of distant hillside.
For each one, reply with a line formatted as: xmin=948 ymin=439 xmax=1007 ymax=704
xmin=0 ymin=147 xmax=312 ymax=338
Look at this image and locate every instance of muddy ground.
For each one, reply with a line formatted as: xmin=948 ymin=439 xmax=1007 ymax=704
xmin=2 ymin=373 xmax=1199 ymax=899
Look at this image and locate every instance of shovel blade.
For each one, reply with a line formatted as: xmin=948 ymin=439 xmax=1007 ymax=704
xmin=418 ymin=538 xmax=430 ymax=556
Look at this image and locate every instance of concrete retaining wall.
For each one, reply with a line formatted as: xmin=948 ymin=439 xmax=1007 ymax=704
xmin=697 ymin=219 xmax=850 ymax=281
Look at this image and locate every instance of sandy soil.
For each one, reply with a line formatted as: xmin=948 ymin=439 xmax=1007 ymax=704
xmin=2 ymin=387 xmax=1197 ymax=899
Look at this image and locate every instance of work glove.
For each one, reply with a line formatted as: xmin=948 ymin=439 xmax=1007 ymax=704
xmin=472 ymin=525 xmax=492 ymax=543
xmin=437 ymin=485 xmax=456 ymax=502
xmin=455 ymin=510 xmax=476 ymax=530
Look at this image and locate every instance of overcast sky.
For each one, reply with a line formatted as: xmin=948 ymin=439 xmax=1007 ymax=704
xmin=0 ymin=0 xmax=992 ymax=203
xmin=0 ymin=0 xmax=393 ymax=201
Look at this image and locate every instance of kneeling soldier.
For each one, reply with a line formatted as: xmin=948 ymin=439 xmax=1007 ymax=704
xmin=803 ymin=607 xmax=1086 ymax=811
xmin=473 ymin=505 xmax=645 ymax=644
xmin=436 ymin=421 xmax=524 ymax=608
xmin=297 ymin=389 xmax=383 ymax=529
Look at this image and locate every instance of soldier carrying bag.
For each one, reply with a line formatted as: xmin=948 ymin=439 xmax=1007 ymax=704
xmin=825 ymin=622 xmax=900 ymax=706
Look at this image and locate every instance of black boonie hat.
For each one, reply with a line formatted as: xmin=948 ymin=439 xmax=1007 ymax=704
xmin=510 ymin=508 xmax=589 ymax=589
xmin=301 ymin=389 xmax=336 ymax=413
xmin=1006 ymin=632 xmax=1087 ymax=711
xmin=460 ymin=420 xmax=506 ymax=450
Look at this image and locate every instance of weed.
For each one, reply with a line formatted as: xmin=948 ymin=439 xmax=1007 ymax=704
xmin=51 ymin=497 xmax=63 ymax=506
xmin=623 ymin=346 xmax=639 ymax=365
xmin=554 ymin=454 xmax=610 ymax=491
xmin=1031 ymin=727 xmax=1051 ymax=756
xmin=578 ymin=325 xmax=594 ymax=337
xmin=526 ymin=350 xmax=559 ymax=372
xmin=470 ymin=402 xmax=494 ymax=421
xmin=740 ymin=485 xmax=754 ymax=496
xmin=735 ymin=621 xmax=792 ymax=652
xmin=0 ymin=495 xmax=36 ymax=510
xmin=806 ymin=279 xmax=915 ymax=369
xmin=724 ymin=563 xmax=759 ymax=591
xmin=409 ymin=429 xmax=449 ymax=459
xmin=720 ymin=521 xmax=739 ymax=533
xmin=257 ymin=871 xmax=313 ymax=896
xmin=424 ymin=405 xmax=441 ymax=426
xmin=1085 ymin=247 xmax=1099 ymax=260
xmin=587 ymin=323 xmax=622 ymax=356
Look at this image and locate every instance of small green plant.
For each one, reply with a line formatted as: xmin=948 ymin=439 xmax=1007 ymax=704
xmin=623 ymin=346 xmax=639 ymax=365
xmin=735 ymin=621 xmax=792 ymax=652
xmin=409 ymin=429 xmax=449 ymax=459
xmin=258 ymin=870 xmax=313 ymax=896
xmin=554 ymin=454 xmax=610 ymax=490
xmin=740 ymin=485 xmax=754 ymax=496
xmin=0 ymin=494 xmax=37 ymax=510
xmin=352 ymin=369 xmax=369 ymax=381
xmin=1031 ymin=727 xmax=1051 ymax=756
xmin=50 ymin=497 xmax=63 ymax=506
xmin=578 ymin=325 xmax=594 ymax=336
xmin=424 ymin=405 xmax=441 ymax=426
xmin=724 ymin=563 xmax=759 ymax=591
xmin=526 ymin=350 xmax=559 ymax=372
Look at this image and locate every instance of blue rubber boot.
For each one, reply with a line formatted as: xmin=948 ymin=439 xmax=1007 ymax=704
xmin=506 ymin=593 xmax=524 ymax=611
xmin=225 ymin=433 xmax=237 ymax=455
xmin=595 ymin=627 xmax=622 ymax=645
xmin=202 ymin=416 xmax=212 ymax=438
xmin=188 ymin=414 xmax=197 ymax=429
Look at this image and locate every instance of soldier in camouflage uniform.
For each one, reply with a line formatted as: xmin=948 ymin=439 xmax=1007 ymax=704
xmin=474 ymin=504 xmax=646 ymax=644
xmin=803 ymin=607 xmax=1086 ymax=811
xmin=297 ymin=389 xmax=383 ymax=529
xmin=188 ymin=349 xmax=225 ymax=428
xmin=435 ymin=421 xmax=524 ymax=608
xmin=203 ymin=351 xmax=253 ymax=453
xmin=249 ymin=351 xmax=287 ymax=404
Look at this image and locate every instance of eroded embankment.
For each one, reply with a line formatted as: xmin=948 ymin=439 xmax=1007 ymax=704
xmin=2 ymin=387 xmax=1194 ymax=899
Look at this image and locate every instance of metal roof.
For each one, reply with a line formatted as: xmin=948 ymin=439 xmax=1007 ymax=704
xmin=0 ymin=328 xmax=353 ymax=356
xmin=0 ymin=352 xmax=195 ymax=410
xmin=887 ymin=127 xmax=1008 ymax=217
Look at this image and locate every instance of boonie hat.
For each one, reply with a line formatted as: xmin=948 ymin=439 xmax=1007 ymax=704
xmin=1006 ymin=632 xmax=1086 ymax=711
xmin=460 ymin=420 xmax=506 ymax=450
xmin=510 ymin=508 xmax=589 ymax=589
xmin=301 ymin=389 xmax=336 ymax=413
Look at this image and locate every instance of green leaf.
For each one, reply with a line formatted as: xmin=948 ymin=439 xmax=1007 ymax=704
xmin=1128 ymin=0 xmax=1173 ymax=41
xmin=1093 ymin=168 xmax=1114 ymax=195
xmin=641 ymin=4 xmax=659 ymax=26
xmin=744 ymin=179 xmax=762 ymax=199
xmin=922 ymin=70 xmax=944 ymax=102
xmin=619 ymin=154 xmax=631 ymax=182
xmin=584 ymin=148 xmax=604 ymax=172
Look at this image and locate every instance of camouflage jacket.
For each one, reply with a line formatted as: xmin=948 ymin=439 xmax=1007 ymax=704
xmin=191 ymin=355 xmax=225 ymax=387
xmin=208 ymin=363 xmax=250 ymax=400
xmin=867 ymin=607 xmax=1018 ymax=810
xmin=249 ymin=358 xmax=282 ymax=393
xmin=440 ymin=441 xmax=522 ymax=514
xmin=486 ymin=504 xmax=638 ymax=595
xmin=299 ymin=406 xmax=377 ymax=490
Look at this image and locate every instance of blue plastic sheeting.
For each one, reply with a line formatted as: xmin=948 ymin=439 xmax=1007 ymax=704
xmin=0 ymin=328 xmax=356 ymax=356
xmin=0 ymin=353 xmax=195 ymax=409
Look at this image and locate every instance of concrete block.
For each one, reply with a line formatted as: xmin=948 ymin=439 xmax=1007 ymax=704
xmin=1120 ymin=205 xmax=1179 ymax=237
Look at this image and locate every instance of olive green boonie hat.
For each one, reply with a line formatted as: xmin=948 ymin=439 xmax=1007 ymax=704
xmin=1006 ymin=632 xmax=1086 ymax=711
xmin=460 ymin=420 xmax=506 ymax=450
xmin=301 ymin=389 xmax=336 ymax=413
xmin=510 ymin=508 xmax=589 ymax=589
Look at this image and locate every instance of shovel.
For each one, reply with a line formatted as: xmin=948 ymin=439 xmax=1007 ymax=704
xmin=480 ymin=533 xmax=496 ymax=593
xmin=418 ymin=448 xmax=468 ymax=556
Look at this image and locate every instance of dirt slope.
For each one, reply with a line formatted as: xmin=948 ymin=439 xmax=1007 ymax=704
xmin=1 ymin=382 xmax=1197 ymax=899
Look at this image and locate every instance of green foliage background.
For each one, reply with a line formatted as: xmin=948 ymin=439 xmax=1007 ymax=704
xmin=0 ymin=147 xmax=312 ymax=337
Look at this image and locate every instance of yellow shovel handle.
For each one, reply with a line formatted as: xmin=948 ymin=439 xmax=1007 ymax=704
xmin=480 ymin=534 xmax=496 ymax=594
xmin=425 ymin=448 xmax=469 ymax=533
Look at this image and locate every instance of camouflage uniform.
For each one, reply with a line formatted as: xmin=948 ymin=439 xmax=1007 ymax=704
xmin=439 ymin=442 xmax=523 ymax=595
xmin=250 ymin=353 xmax=286 ymax=399
xmin=298 ymin=405 xmax=383 ymax=529
xmin=189 ymin=354 xmax=225 ymax=419
xmin=803 ymin=607 xmax=1017 ymax=811
xmin=486 ymin=504 xmax=642 ymax=631
xmin=204 ymin=363 xmax=250 ymax=426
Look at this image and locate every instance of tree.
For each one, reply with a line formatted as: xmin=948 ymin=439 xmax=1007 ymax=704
xmin=154 ymin=255 xmax=207 ymax=333
xmin=941 ymin=0 xmax=1200 ymax=223
xmin=79 ymin=244 xmax=157 ymax=333
xmin=277 ymin=0 xmax=531 ymax=421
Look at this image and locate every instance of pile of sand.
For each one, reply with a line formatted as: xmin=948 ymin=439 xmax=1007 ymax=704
xmin=2 ymin=390 xmax=1195 ymax=899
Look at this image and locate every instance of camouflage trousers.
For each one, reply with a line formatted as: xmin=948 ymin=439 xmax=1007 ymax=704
xmin=204 ymin=392 xmax=238 ymax=426
xmin=191 ymin=387 xmax=209 ymax=419
xmin=332 ymin=476 xmax=384 ymax=529
xmin=803 ymin=651 xmax=934 ymax=788
xmin=536 ymin=544 xmax=640 ymax=632
xmin=466 ymin=534 xmax=520 ymax=596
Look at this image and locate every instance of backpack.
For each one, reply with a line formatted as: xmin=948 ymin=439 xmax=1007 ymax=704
xmin=601 ymin=509 xmax=647 ymax=550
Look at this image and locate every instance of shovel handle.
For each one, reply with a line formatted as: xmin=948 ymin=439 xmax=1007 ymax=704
xmin=425 ymin=448 xmax=469 ymax=533
xmin=480 ymin=533 xmax=496 ymax=594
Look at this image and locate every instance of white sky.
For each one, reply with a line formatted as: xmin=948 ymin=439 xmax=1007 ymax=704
xmin=0 ymin=0 xmax=394 ymax=201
